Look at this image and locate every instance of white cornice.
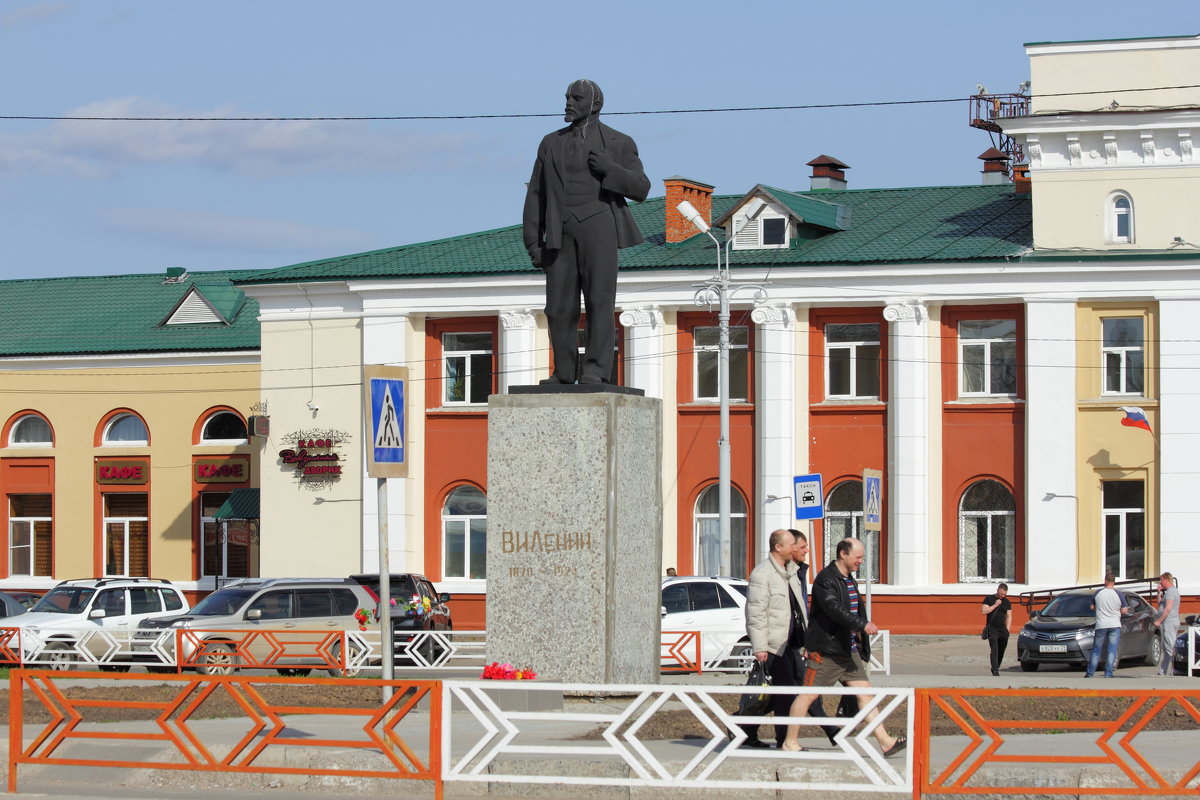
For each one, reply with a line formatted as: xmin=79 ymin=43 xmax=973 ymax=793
xmin=0 ymin=351 xmax=260 ymax=371
xmin=1001 ymin=110 xmax=1200 ymax=135
xmin=1026 ymin=35 xmax=1200 ymax=56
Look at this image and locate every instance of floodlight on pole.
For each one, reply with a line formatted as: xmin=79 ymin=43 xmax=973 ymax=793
xmin=677 ymin=202 xmax=769 ymax=577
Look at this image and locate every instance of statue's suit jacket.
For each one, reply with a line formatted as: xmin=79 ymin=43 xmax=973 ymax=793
xmin=522 ymin=121 xmax=651 ymax=254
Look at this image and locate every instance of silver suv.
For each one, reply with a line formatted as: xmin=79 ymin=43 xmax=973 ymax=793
xmin=13 ymin=577 xmax=190 ymax=670
xmin=137 ymin=577 xmax=378 ymax=676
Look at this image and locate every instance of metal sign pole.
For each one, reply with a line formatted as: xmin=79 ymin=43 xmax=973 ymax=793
xmin=378 ymin=477 xmax=393 ymax=700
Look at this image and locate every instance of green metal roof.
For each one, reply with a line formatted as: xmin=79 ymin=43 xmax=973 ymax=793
xmin=0 ymin=269 xmax=261 ymax=357
xmin=240 ymin=184 xmax=1032 ymax=285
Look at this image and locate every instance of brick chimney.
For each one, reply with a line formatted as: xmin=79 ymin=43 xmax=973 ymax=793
xmin=1012 ymin=163 xmax=1031 ymax=194
xmin=664 ymin=176 xmax=714 ymax=243
xmin=807 ymin=155 xmax=849 ymax=190
xmin=978 ymin=147 xmax=1010 ymax=185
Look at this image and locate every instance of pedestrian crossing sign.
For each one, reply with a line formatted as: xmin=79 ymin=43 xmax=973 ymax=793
xmin=863 ymin=468 xmax=882 ymax=531
xmin=364 ymin=365 xmax=407 ymax=478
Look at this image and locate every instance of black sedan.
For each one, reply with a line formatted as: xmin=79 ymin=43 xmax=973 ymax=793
xmin=1016 ymin=588 xmax=1159 ymax=671
xmin=1172 ymin=615 xmax=1198 ymax=676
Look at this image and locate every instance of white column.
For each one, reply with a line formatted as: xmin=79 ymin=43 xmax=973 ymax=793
xmin=751 ymin=304 xmax=796 ymax=558
xmin=883 ymin=301 xmax=929 ymax=586
xmin=362 ymin=313 xmax=410 ymax=572
xmin=1024 ymin=300 xmax=1078 ymax=587
xmin=1158 ymin=298 xmax=1200 ymax=581
xmin=499 ymin=309 xmax=538 ymax=391
xmin=618 ymin=307 xmax=665 ymax=398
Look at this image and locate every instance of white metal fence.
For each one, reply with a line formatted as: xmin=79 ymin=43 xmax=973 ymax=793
xmin=442 ymin=681 xmax=913 ymax=794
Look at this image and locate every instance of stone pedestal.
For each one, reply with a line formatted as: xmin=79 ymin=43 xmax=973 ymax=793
xmin=485 ymin=390 xmax=662 ymax=684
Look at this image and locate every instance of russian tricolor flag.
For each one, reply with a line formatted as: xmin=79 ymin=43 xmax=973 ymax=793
xmin=1118 ymin=406 xmax=1152 ymax=433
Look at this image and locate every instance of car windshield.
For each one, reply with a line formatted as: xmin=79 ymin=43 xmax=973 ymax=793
xmin=189 ymin=589 xmax=256 ymax=616
xmin=1042 ymin=594 xmax=1095 ymax=617
xmin=31 ymin=587 xmax=96 ymax=614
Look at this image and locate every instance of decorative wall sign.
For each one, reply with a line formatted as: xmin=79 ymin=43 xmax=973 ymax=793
xmin=193 ymin=457 xmax=251 ymax=484
xmin=96 ymin=460 xmax=150 ymax=485
xmin=278 ymin=429 xmax=352 ymax=486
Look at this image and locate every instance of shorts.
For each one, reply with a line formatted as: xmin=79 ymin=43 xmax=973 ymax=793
xmin=803 ymin=650 xmax=869 ymax=687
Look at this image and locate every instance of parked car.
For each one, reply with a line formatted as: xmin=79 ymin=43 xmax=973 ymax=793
xmin=1171 ymin=614 xmax=1199 ymax=676
xmin=4 ymin=591 xmax=41 ymax=610
xmin=11 ymin=578 xmax=189 ymax=670
xmin=137 ymin=577 xmax=379 ymax=676
xmin=660 ymin=576 xmax=749 ymax=668
xmin=0 ymin=591 xmax=31 ymax=619
xmin=349 ymin=573 xmax=452 ymax=665
xmin=1016 ymin=587 xmax=1159 ymax=672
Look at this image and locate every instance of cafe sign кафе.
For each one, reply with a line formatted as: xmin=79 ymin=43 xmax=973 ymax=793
xmin=278 ymin=429 xmax=350 ymax=480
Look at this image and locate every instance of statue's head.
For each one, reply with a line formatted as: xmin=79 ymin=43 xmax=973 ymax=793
xmin=564 ymin=79 xmax=604 ymax=124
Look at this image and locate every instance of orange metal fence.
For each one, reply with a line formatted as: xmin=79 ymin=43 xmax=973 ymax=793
xmin=174 ymin=628 xmax=357 ymax=672
xmin=659 ymin=630 xmax=702 ymax=673
xmin=7 ymin=669 xmax=442 ymax=798
xmin=915 ymin=687 xmax=1200 ymax=796
xmin=0 ymin=627 xmax=18 ymax=665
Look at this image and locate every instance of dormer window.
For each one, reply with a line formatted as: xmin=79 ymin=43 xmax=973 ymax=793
xmin=761 ymin=217 xmax=786 ymax=246
xmin=1107 ymin=192 xmax=1134 ymax=244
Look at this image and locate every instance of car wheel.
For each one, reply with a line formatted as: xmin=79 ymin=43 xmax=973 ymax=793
xmin=1144 ymin=635 xmax=1162 ymax=667
xmin=196 ymin=642 xmax=238 ymax=676
xmin=1020 ymin=661 xmax=1039 ymax=672
xmin=45 ymin=641 xmax=77 ymax=671
xmin=326 ymin=641 xmax=364 ymax=678
xmin=276 ymin=668 xmax=312 ymax=677
xmin=727 ymin=642 xmax=752 ymax=669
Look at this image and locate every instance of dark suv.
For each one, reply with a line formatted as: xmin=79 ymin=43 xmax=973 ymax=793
xmin=349 ymin=574 xmax=452 ymax=665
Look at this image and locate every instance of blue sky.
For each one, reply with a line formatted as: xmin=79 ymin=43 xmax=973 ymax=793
xmin=0 ymin=1 xmax=1190 ymax=281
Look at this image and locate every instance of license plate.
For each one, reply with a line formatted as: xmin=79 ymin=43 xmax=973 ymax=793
xmin=1039 ymin=644 xmax=1068 ymax=653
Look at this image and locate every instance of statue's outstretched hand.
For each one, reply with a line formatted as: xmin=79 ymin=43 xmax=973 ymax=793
xmin=587 ymin=150 xmax=613 ymax=177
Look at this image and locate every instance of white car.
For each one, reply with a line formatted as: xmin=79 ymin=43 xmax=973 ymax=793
xmin=661 ymin=576 xmax=750 ymax=668
xmin=13 ymin=577 xmax=190 ymax=670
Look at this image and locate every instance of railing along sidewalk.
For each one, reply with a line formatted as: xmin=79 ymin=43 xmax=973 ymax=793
xmin=7 ymin=669 xmax=442 ymax=796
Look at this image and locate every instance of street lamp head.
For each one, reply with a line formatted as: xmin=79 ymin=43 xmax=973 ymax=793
xmin=676 ymin=200 xmax=709 ymax=233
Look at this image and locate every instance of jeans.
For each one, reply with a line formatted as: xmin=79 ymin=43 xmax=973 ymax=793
xmin=1087 ymin=626 xmax=1121 ymax=677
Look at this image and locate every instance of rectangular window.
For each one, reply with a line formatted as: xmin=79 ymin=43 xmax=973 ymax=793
xmin=8 ymin=494 xmax=52 ymax=577
xmin=761 ymin=217 xmax=786 ymax=246
xmin=1102 ymin=318 xmax=1144 ymax=395
xmin=959 ymin=319 xmax=1017 ymax=396
xmin=826 ymin=323 xmax=880 ymax=398
xmin=1102 ymin=480 xmax=1145 ymax=580
xmin=443 ymin=332 xmax=494 ymax=405
xmin=694 ymin=326 xmax=749 ymax=401
xmin=199 ymin=492 xmax=257 ymax=580
xmin=103 ymin=493 xmax=148 ymax=577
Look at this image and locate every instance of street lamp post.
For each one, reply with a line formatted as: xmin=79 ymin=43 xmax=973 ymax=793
xmin=678 ymin=201 xmax=767 ymax=576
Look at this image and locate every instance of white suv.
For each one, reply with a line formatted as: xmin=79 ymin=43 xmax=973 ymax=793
xmin=13 ymin=577 xmax=190 ymax=670
xmin=661 ymin=576 xmax=750 ymax=669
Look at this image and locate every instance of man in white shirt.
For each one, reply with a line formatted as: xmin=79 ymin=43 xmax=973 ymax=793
xmin=1086 ymin=571 xmax=1129 ymax=678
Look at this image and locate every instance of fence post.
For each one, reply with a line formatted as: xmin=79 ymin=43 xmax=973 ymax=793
xmin=9 ymin=669 xmax=23 ymax=792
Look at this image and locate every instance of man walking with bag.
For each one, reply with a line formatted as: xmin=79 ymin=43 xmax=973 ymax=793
xmin=981 ymin=583 xmax=1012 ymax=676
xmin=741 ymin=529 xmax=806 ymax=748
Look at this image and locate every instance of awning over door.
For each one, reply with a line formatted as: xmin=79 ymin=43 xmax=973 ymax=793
xmin=213 ymin=488 xmax=259 ymax=520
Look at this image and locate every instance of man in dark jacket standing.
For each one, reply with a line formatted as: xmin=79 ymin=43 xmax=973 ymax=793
xmin=780 ymin=538 xmax=905 ymax=757
xmin=522 ymin=79 xmax=651 ymax=385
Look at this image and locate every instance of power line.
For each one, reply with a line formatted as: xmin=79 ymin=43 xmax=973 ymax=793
xmin=3 ymin=84 xmax=1198 ymax=122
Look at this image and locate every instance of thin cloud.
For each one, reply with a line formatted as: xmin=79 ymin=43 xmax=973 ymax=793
xmin=0 ymin=1 xmax=70 ymax=29
xmin=0 ymin=96 xmax=486 ymax=178
xmin=100 ymin=207 xmax=374 ymax=255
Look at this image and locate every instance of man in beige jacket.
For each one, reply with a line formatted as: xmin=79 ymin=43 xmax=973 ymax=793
xmin=741 ymin=529 xmax=807 ymax=748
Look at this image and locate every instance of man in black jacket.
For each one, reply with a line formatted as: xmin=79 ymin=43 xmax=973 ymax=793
xmin=780 ymin=538 xmax=905 ymax=757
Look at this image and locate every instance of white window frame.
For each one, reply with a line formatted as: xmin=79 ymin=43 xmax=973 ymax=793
xmin=103 ymin=495 xmax=148 ymax=577
xmin=199 ymin=411 xmax=248 ymax=445
xmin=692 ymin=484 xmax=748 ymax=578
xmin=758 ymin=215 xmax=788 ymax=248
xmin=693 ymin=325 xmax=749 ymax=402
xmin=442 ymin=485 xmax=487 ymax=581
xmin=8 ymin=414 xmax=53 ymax=447
xmin=8 ymin=496 xmax=52 ymax=577
xmin=1103 ymin=480 xmax=1145 ymax=580
xmin=102 ymin=413 xmax=148 ymax=446
xmin=957 ymin=480 xmax=1016 ymax=583
xmin=958 ymin=319 xmax=1018 ymax=398
xmin=442 ymin=332 xmax=493 ymax=406
xmin=825 ymin=323 xmax=880 ymax=399
xmin=1106 ymin=192 xmax=1134 ymax=244
xmin=1100 ymin=317 xmax=1145 ymax=396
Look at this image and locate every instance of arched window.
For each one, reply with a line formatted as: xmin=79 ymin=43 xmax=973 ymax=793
xmin=958 ymin=479 xmax=1016 ymax=582
xmin=442 ymin=485 xmax=487 ymax=580
xmin=823 ymin=480 xmax=881 ymax=583
xmin=200 ymin=411 xmax=248 ymax=443
xmin=1107 ymin=192 xmax=1134 ymax=244
xmin=9 ymin=414 xmax=53 ymax=446
xmin=693 ymin=484 xmax=748 ymax=578
xmin=102 ymin=413 xmax=149 ymax=445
